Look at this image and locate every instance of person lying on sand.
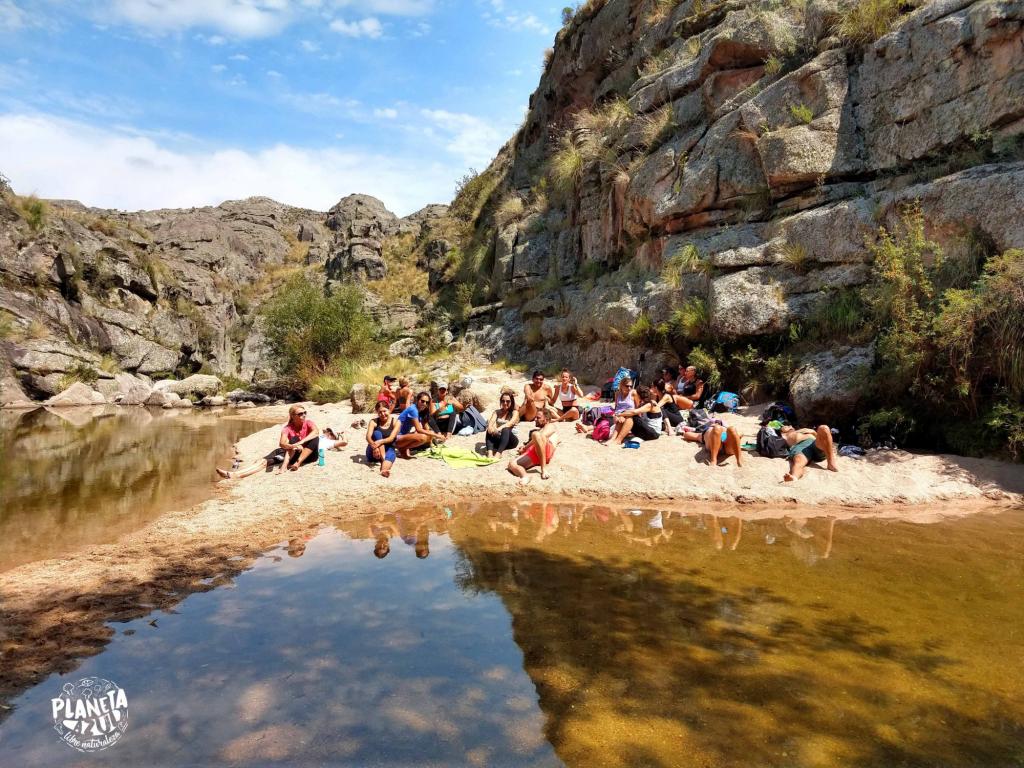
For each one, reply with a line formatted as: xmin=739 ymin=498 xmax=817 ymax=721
xmin=780 ymin=424 xmax=838 ymax=481
xmin=521 ymin=370 xmax=555 ymax=421
xmin=365 ymin=400 xmax=400 ymax=478
xmin=395 ymin=391 xmax=446 ymax=458
xmin=507 ymin=410 xmax=560 ymax=485
xmin=682 ymin=416 xmax=743 ymax=467
xmin=550 ymin=368 xmax=584 ymax=422
xmin=217 ymin=405 xmax=343 ymax=479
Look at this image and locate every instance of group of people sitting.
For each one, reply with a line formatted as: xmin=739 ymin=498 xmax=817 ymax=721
xmin=216 ymin=364 xmax=838 ymax=485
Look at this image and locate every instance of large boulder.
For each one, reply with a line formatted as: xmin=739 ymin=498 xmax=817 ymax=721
xmin=350 ymin=383 xmax=372 ymax=414
xmin=0 ymin=366 xmax=33 ymax=407
xmin=389 ymin=338 xmax=422 ymax=358
xmin=145 ymin=390 xmax=179 ymax=407
xmin=790 ymin=345 xmax=874 ymax=424
xmin=155 ymin=374 xmax=222 ymax=398
xmin=45 ymin=382 xmax=106 ymax=407
xmin=96 ymin=373 xmax=152 ymax=405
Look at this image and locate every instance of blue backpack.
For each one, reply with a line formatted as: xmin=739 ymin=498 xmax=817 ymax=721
xmin=713 ymin=391 xmax=740 ymax=413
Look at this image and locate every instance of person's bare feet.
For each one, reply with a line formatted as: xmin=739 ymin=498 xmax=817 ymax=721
xmin=575 ymin=422 xmax=586 ymax=434
xmin=519 ymin=476 xmax=531 ymax=486
xmin=783 ymin=473 xmax=795 ymax=482
xmin=381 ymin=468 xmax=391 ymax=478
xmin=398 ymin=448 xmax=411 ymax=459
xmin=827 ymin=460 xmax=839 ymax=472
xmin=289 ymin=463 xmax=300 ymax=471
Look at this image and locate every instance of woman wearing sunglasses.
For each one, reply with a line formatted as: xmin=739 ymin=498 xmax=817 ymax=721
xmin=485 ymin=392 xmax=520 ymax=458
xmin=216 ymin=404 xmax=321 ymax=479
xmin=395 ymin=391 xmax=446 ymax=458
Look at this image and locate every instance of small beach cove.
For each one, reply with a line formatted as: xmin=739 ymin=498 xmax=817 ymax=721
xmin=1 ymin=368 xmax=1022 ymax=747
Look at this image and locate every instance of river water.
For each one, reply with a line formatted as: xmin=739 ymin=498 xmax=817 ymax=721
xmin=1 ymin=501 xmax=1022 ymax=767
xmin=0 ymin=406 xmax=271 ymax=571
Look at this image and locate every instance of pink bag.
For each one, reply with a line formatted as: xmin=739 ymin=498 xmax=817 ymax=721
xmin=592 ymin=416 xmax=612 ymax=442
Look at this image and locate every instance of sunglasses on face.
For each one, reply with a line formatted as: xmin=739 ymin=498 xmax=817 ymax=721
xmin=295 ymin=411 xmax=307 ymax=417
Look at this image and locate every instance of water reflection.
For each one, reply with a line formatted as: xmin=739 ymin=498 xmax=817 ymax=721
xmin=0 ymin=407 xmax=270 ymax=570
xmin=1 ymin=502 xmax=1022 ymax=767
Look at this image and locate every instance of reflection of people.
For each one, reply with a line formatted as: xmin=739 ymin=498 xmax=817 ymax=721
xmin=785 ymin=516 xmax=836 ymax=565
xmin=365 ymin=401 xmax=399 ymax=477
xmin=216 ymin=405 xmax=323 ymax=479
xmin=369 ymin=517 xmax=400 ymax=559
xmin=781 ymin=425 xmax=838 ymax=481
xmin=507 ymin=411 xmax=560 ymax=484
xmin=707 ymin=515 xmax=743 ymax=551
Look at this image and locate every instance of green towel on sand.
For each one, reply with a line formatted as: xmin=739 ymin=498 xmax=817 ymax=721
xmin=425 ymin=444 xmax=499 ymax=468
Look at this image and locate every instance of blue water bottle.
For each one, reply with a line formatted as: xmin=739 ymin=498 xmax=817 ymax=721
xmin=318 ymin=447 xmax=326 ymax=466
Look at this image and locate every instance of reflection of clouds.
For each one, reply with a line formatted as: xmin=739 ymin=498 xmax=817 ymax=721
xmin=0 ymin=528 xmax=556 ymax=766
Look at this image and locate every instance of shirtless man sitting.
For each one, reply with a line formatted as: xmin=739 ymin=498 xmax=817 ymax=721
xmin=521 ymin=370 xmax=555 ymax=422
xmin=780 ymin=424 xmax=839 ymax=481
xmin=507 ymin=410 xmax=560 ymax=485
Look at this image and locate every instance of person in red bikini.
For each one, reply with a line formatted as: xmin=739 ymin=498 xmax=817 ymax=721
xmin=507 ymin=410 xmax=560 ymax=485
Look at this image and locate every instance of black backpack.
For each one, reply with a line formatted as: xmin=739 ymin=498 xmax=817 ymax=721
xmin=756 ymin=425 xmax=790 ymax=459
xmin=761 ymin=401 xmax=796 ymax=426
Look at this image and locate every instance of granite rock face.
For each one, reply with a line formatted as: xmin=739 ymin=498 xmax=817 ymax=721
xmin=0 ymin=191 xmax=445 ymax=404
xmin=461 ymin=0 xmax=1023 ymax=399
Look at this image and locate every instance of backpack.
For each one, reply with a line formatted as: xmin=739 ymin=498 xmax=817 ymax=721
xmin=592 ymin=417 xmax=612 ymax=442
xmin=761 ymin=401 xmax=796 ymax=426
xmin=583 ymin=404 xmax=613 ymax=426
xmin=460 ymin=406 xmax=487 ymax=434
xmin=687 ymin=408 xmax=713 ymax=429
xmin=756 ymin=425 xmax=790 ymax=459
xmin=713 ymin=391 xmax=740 ymax=413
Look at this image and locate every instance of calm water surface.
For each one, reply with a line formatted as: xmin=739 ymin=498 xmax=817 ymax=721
xmin=0 ymin=407 xmax=270 ymax=570
xmin=1 ymin=502 xmax=1023 ymax=767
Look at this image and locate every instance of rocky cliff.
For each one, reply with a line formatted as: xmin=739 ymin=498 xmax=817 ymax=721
xmin=440 ymin=0 xmax=1023 ymax=421
xmin=0 ymin=183 xmax=445 ymax=403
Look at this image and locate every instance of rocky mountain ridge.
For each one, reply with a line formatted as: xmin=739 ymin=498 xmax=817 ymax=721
xmin=438 ymin=0 xmax=1023 ymax=423
xmin=0 ymin=187 xmax=446 ymax=404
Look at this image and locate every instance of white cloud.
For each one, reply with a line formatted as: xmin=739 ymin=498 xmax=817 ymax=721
xmin=0 ymin=112 xmax=457 ymax=216
xmin=373 ymin=107 xmax=398 ymax=119
xmin=107 ymin=0 xmax=294 ymax=38
xmin=331 ymin=0 xmax=432 ymax=15
xmin=419 ymin=108 xmax=505 ymax=169
xmin=329 ymin=17 xmax=383 ymax=38
xmin=267 ymin=69 xmax=283 ymax=78
xmin=229 ymin=53 xmax=249 ymax=60
xmin=206 ymin=34 xmax=227 ymax=45
xmin=0 ymin=0 xmax=26 ymax=30
xmin=487 ymin=12 xmax=551 ymax=35
xmin=211 ymin=64 xmax=227 ymax=73
xmin=299 ymin=38 xmax=320 ymax=52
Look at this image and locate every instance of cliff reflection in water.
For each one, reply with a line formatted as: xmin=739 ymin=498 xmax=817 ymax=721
xmin=0 ymin=407 xmax=269 ymax=570
xmin=445 ymin=502 xmax=1024 ymax=768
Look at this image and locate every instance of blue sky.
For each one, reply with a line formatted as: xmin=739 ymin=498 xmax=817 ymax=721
xmin=0 ymin=0 xmax=561 ymax=215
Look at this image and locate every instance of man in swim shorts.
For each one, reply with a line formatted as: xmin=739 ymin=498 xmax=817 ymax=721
xmin=507 ymin=410 xmax=560 ymax=485
xmin=780 ymin=424 xmax=839 ymax=481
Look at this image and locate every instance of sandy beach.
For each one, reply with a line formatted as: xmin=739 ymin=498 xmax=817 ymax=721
xmin=1 ymin=365 xmax=1022 ymax=712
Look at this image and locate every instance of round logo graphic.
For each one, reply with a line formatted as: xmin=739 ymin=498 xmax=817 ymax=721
xmin=50 ymin=677 xmax=128 ymax=752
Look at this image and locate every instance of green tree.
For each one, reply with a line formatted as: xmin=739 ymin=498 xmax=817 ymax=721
xmin=261 ymin=275 xmax=375 ymax=384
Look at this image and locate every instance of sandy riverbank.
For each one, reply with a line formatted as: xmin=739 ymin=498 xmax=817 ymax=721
xmin=1 ymin=366 xmax=1022 ymax=712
